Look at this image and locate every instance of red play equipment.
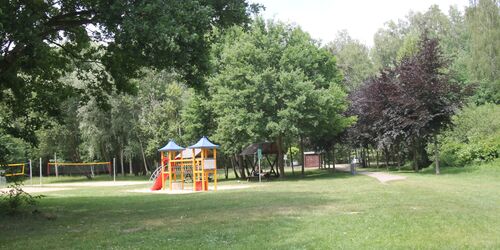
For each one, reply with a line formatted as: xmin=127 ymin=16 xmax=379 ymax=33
xmin=151 ymin=173 xmax=169 ymax=190
xmin=151 ymin=158 xmax=169 ymax=190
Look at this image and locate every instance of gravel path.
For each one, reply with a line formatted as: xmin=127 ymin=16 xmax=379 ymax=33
xmin=335 ymin=164 xmax=407 ymax=184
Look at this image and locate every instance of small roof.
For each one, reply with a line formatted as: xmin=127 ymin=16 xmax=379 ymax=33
xmin=188 ymin=136 xmax=219 ymax=149
xmin=158 ymin=140 xmax=185 ymax=152
xmin=304 ymin=151 xmax=320 ymax=155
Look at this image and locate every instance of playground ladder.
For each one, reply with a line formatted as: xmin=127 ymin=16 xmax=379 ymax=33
xmin=149 ymin=166 xmax=162 ymax=181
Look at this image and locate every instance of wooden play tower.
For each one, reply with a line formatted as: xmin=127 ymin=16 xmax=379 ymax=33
xmin=159 ymin=136 xmax=219 ymax=192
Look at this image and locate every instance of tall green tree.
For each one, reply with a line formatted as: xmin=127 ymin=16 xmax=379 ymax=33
xmin=327 ymin=30 xmax=376 ymax=91
xmin=208 ymin=19 xmax=351 ymax=178
xmin=465 ymin=0 xmax=500 ymax=103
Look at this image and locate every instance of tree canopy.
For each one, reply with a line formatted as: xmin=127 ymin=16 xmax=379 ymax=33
xmin=0 ymin=0 xmax=257 ymax=143
xmin=207 ymin=19 xmax=353 ymax=177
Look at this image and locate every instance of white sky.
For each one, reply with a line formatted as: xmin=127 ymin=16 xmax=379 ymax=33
xmin=248 ymin=0 xmax=469 ymax=47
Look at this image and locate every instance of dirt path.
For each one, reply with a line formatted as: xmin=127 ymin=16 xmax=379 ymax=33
xmin=335 ymin=164 xmax=407 ymax=184
xmin=358 ymin=171 xmax=407 ymax=183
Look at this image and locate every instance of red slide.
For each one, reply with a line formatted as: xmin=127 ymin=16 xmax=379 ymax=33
xmin=151 ymin=173 xmax=169 ymax=190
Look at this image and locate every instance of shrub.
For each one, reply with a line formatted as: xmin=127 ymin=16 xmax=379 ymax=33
xmin=434 ymin=103 xmax=500 ymax=167
xmin=0 ymin=180 xmax=44 ymax=215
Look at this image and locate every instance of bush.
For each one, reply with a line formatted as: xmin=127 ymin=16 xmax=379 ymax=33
xmin=434 ymin=103 xmax=500 ymax=167
xmin=0 ymin=180 xmax=44 ymax=215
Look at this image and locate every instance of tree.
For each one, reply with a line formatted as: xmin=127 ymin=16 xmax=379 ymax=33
xmin=351 ymin=34 xmax=466 ymax=171
xmin=208 ymin=19 xmax=351 ymax=178
xmin=0 ymin=0 xmax=256 ymax=144
xmin=465 ymin=0 xmax=500 ymax=103
xmin=371 ymin=21 xmax=405 ymax=70
xmin=180 ymin=92 xmax=215 ymax=145
xmin=327 ymin=30 xmax=376 ymax=91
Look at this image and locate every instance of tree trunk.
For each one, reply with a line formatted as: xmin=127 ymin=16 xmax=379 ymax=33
xmin=129 ymin=154 xmax=133 ymax=175
xmin=331 ymin=143 xmax=336 ymax=172
xmin=376 ymin=150 xmax=379 ymax=169
xmin=413 ymin=146 xmax=419 ymax=172
xmin=300 ymin=136 xmax=305 ymax=176
xmin=348 ymin=149 xmax=351 ymax=165
xmin=395 ymin=144 xmax=401 ymax=171
xmin=367 ymin=148 xmax=370 ymax=167
xmin=435 ymin=140 xmax=440 ymax=175
xmin=361 ymin=148 xmax=366 ymax=168
xmin=289 ymin=145 xmax=295 ymax=175
xmin=384 ymin=146 xmax=390 ymax=170
xmin=225 ymin=160 xmax=229 ymax=179
xmin=120 ymin=148 xmax=125 ymax=176
xmin=230 ymin=155 xmax=240 ymax=179
xmin=137 ymin=136 xmax=149 ymax=174
xmin=237 ymin=154 xmax=246 ymax=179
xmin=276 ymin=136 xmax=285 ymax=179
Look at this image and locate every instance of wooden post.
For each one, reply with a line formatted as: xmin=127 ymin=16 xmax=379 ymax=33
xmin=214 ymin=148 xmax=217 ymax=191
xmin=201 ymin=149 xmax=206 ymax=191
xmin=169 ymin=151 xmax=174 ymax=191
xmin=180 ymin=150 xmax=184 ymax=190
xmin=192 ymin=149 xmax=196 ymax=191
xmin=161 ymin=152 xmax=165 ymax=190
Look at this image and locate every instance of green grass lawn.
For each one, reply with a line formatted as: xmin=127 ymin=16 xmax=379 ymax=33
xmin=1 ymin=160 xmax=499 ymax=249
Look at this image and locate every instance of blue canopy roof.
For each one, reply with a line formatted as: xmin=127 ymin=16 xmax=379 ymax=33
xmin=158 ymin=140 xmax=185 ymax=152
xmin=188 ymin=136 xmax=219 ymax=149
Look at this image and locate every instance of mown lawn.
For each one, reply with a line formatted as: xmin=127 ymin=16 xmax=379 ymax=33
xmin=1 ymin=161 xmax=499 ymax=249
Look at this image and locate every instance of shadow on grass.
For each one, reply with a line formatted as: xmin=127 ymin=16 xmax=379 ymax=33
xmin=417 ymin=166 xmax=480 ymax=175
xmin=220 ymin=169 xmax=356 ymax=183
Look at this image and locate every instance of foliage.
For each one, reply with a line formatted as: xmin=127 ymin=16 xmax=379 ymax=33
xmin=180 ymin=92 xmax=215 ymax=145
xmin=435 ymin=103 xmax=500 ymax=166
xmin=0 ymin=131 xmax=30 ymax=164
xmin=208 ymin=19 xmax=352 ymax=177
xmin=371 ymin=21 xmax=404 ymax=70
xmin=327 ymin=30 xmax=376 ymax=91
xmin=465 ymin=0 xmax=500 ymax=103
xmin=370 ymin=2 xmax=499 ymax=103
xmin=0 ymin=0 xmax=255 ymax=144
xmin=0 ymin=179 xmax=44 ymax=215
xmin=350 ymin=34 xmax=466 ymax=170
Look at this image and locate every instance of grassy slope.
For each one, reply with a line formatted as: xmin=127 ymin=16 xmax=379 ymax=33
xmin=1 ymin=161 xmax=499 ymax=249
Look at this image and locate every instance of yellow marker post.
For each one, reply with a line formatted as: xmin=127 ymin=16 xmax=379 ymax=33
xmin=161 ymin=152 xmax=165 ymax=191
xmin=214 ymin=148 xmax=217 ymax=191
xmin=168 ymin=151 xmax=173 ymax=191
